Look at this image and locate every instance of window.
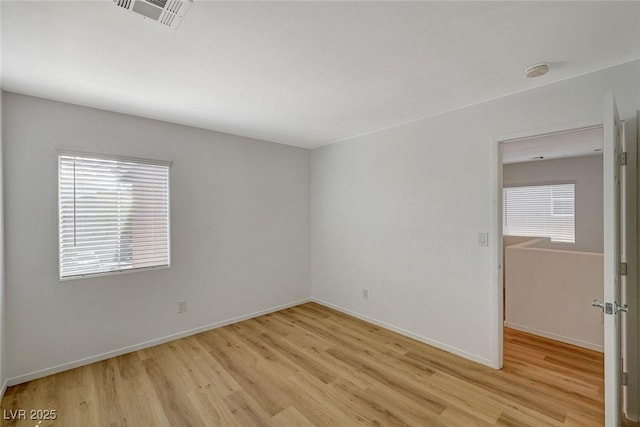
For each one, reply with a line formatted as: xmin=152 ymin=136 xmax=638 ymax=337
xmin=58 ymin=152 xmax=171 ymax=279
xmin=551 ymin=185 xmax=574 ymax=216
xmin=503 ymin=183 xmax=575 ymax=243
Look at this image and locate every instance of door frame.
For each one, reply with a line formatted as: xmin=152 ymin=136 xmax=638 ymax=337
xmin=490 ymin=119 xmax=603 ymax=368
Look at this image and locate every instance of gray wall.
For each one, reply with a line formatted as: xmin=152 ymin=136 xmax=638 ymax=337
xmin=503 ymin=155 xmax=604 ymax=253
xmin=2 ymin=92 xmax=310 ymax=381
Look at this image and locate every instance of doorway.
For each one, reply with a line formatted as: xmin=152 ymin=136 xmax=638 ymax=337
xmin=501 ymin=126 xmax=605 ymax=352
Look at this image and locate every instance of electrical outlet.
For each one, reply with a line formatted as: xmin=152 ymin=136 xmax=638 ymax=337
xmin=178 ymin=301 xmax=187 ymax=314
xmin=362 ymin=288 xmax=369 ymax=299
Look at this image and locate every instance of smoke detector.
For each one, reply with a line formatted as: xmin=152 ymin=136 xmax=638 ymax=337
xmin=525 ymin=63 xmax=550 ymax=78
xmin=113 ymin=0 xmax=193 ymax=29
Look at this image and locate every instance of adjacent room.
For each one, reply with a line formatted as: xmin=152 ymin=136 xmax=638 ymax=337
xmin=502 ymin=127 xmax=605 ymax=352
xmin=1 ymin=1 xmax=640 ymax=426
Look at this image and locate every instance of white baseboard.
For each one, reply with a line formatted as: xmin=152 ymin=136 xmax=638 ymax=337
xmin=7 ymin=298 xmax=311 ymax=387
xmin=311 ymin=298 xmax=497 ymax=369
xmin=505 ymin=322 xmax=604 ymax=353
xmin=0 ymin=379 xmax=7 ymax=400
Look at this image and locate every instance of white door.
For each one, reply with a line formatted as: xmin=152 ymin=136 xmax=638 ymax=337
xmin=601 ymin=92 xmax=626 ymax=426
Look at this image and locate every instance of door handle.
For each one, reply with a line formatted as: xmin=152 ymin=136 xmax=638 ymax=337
xmin=592 ymin=300 xmax=628 ymax=314
xmin=592 ymin=300 xmax=613 ymax=314
xmin=615 ymin=302 xmax=629 ymax=313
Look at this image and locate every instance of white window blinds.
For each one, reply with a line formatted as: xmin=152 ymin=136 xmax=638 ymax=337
xmin=59 ymin=152 xmax=170 ymax=279
xmin=503 ymin=183 xmax=575 ymax=243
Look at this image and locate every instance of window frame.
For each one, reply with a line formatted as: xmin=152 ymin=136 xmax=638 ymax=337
xmin=57 ymin=149 xmax=172 ymax=281
xmin=502 ymin=180 xmax=576 ymax=244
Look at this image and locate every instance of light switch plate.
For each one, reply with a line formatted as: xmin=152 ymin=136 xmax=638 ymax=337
xmin=479 ymin=233 xmax=488 ymax=246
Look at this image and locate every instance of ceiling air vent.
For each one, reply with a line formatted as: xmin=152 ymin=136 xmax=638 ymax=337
xmin=113 ymin=0 xmax=193 ymax=29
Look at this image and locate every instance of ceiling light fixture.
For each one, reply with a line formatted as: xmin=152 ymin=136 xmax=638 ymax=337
xmin=525 ymin=63 xmax=550 ymax=78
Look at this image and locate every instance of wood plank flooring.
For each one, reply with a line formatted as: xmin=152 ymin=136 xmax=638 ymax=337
xmin=1 ymin=303 xmax=606 ymax=426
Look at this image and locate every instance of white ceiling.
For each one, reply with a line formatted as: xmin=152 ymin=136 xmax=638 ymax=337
xmin=2 ymin=1 xmax=639 ymax=148
xmin=502 ymin=127 xmax=603 ymax=164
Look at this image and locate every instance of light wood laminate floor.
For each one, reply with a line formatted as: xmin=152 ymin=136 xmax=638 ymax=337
xmin=1 ymin=302 xmax=606 ymax=426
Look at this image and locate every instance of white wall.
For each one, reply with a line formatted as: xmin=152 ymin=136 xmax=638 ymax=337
xmin=502 ymin=236 xmax=535 ymax=300
xmin=503 ymin=155 xmax=603 ymax=253
xmin=0 ymin=5 xmax=5 ymax=395
xmin=505 ymin=238 xmax=604 ymax=351
xmin=504 ymin=236 xmax=535 ymax=247
xmin=311 ymin=60 xmax=640 ymax=367
xmin=0 ymin=89 xmax=5 ymax=394
xmin=2 ymin=92 xmax=310 ymax=382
